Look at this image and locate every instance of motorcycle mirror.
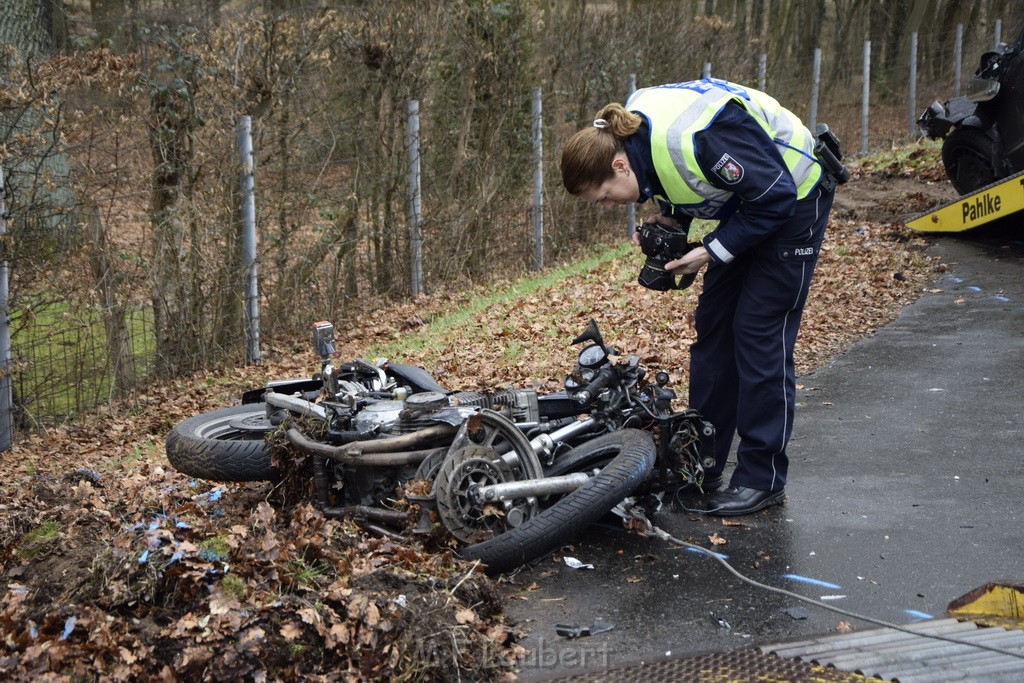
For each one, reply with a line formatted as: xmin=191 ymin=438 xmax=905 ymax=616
xmin=571 ymin=319 xmax=605 ymax=349
xmin=312 ymin=321 xmax=336 ymax=366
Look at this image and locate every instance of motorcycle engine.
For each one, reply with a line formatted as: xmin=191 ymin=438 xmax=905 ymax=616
xmin=351 ymin=389 xmax=540 ymax=434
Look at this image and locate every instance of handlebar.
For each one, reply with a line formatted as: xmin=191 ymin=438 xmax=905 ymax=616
xmin=571 ymin=365 xmax=617 ymax=405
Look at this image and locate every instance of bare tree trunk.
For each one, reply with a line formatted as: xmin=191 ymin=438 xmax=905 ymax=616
xmin=213 ymin=176 xmax=243 ymax=352
xmin=149 ymin=88 xmax=200 ymax=374
xmin=85 ymin=201 xmax=135 ymax=398
xmin=0 ymin=0 xmax=62 ymax=54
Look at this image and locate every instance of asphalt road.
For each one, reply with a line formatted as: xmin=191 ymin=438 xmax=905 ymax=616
xmin=505 ymin=226 xmax=1024 ymax=681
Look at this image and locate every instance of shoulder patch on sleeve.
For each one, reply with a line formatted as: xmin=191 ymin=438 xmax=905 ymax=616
xmin=711 ymin=153 xmax=744 ymax=184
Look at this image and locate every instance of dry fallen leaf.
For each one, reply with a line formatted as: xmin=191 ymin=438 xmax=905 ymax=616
xmin=708 ymin=533 xmax=727 ymax=546
xmin=280 ymin=623 xmax=303 ymax=641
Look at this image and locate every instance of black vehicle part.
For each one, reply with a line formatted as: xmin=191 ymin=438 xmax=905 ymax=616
xmin=459 ymin=429 xmax=656 ymax=575
xmin=386 ymin=362 xmax=448 ymax=394
xmin=543 ymin=433 xmax=618 ymax=477
xmin=941 ymin=126 xmax=1008 ymax=195
xmin=242 ymin=378 xmax=321 ymax=405
xmin=165 ymin=404 xmax=277 ymax=482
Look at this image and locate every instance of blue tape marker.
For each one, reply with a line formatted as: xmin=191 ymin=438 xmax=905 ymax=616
xmin=965 ymin=286 xmax=982 ymax=292
xmin=60 ymin=616 xmax=76 ymax=641
xmin=686 ymin=546 xmax=729 ymax=560
xmin=904 ymin=609 xmax=933 ymax=621
xmin=782 ymin=573 xmax=842 ymax=590
xmin=994 ymin=295 xmax=1010 ymax=302
xmin=138 ymin=549 xmax=150 ymax=564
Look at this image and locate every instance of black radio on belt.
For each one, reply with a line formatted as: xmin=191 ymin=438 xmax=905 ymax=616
xmin=813 ymin=123 xmax=850 ymax=188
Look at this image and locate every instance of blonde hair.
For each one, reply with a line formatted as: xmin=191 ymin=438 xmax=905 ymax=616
xmin=560 ymin=103 xmax=642 ymax=195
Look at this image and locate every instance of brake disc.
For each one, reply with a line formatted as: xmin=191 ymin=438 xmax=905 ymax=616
xmin=434 ymin=444 xmax=538 ymax=544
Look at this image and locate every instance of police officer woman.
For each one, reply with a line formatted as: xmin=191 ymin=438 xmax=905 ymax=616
xmin=560 ymin=78 xmax=836 ymax=517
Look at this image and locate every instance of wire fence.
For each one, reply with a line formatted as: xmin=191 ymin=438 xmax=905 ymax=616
xmin=0 ymin=6 xmax=1019 ymax=440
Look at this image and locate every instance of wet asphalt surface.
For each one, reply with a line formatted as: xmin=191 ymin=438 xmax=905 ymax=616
xmin=505 ymin=225 xmax=1024 ymax=681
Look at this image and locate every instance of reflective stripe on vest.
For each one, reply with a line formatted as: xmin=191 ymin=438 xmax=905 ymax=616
xmin=626 ymin=79 xmax=822 ymax=215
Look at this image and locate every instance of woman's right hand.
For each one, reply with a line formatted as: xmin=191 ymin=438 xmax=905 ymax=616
xmin=644 ymin=213 xmax=680 ymax=228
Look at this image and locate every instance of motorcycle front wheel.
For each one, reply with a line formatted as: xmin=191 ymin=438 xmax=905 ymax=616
xmin=165 ymin=403 xmax=278 ymax=482
xmin=942 ymin=127 xmax=1005 ymax=195
xmin=458 ymin=429 xmax=656 ymax=575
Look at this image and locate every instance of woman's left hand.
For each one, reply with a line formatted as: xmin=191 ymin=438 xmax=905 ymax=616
xmin=665 ymin=247 xmax=711 ymax=275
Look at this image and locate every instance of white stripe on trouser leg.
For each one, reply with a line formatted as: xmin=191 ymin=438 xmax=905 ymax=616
xmin=769 ymin=259 xmax=808 ymax=491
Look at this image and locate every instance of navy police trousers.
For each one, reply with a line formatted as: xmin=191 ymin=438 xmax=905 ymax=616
xmin=689 ymin=186 xmax=835 ymax=492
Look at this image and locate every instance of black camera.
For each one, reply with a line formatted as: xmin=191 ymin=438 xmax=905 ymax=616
xmin=636 ymin=222 xmax=699 ymax=291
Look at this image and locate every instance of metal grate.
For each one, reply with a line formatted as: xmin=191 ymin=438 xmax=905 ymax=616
xmin=545 ymin=648 xmax=878 ymax=682
xmin=762 ymin=618 xmax=1024 ymax=682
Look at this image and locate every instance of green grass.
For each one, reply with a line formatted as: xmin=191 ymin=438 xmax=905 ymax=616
xmin=852 ymin=138 xmax=942 ymax=172
xmin=220 ymin=574 xmax=247 ymax=601
xmin=366 ymin=220 xmax=721 ymax=362
xmin=11 ymin=299 xmax=156 ymax=420
xmin=366 ymin=241 xmax=635 ymax=360
xmin=289 ymin=555 xmax=333 ymax=589
xmin=18 ymin=520 xmax=60 ymax=559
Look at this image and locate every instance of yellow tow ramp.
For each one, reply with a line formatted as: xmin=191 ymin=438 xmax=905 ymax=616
xmin=907 ymin=170 xmax=1024 ymax=233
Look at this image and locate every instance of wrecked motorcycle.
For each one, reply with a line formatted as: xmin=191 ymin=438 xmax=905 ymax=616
xmin=165 ymin=320 xmax=716 ymax=574
xmin=918 ymin=21 xmax=1024 ymax=194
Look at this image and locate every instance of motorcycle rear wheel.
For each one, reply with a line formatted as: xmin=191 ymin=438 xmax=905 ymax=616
xmin=942 ymin=127 xmax=1005 ymax=195
xmin=459 ymin=429 xmax=656 ymax=575
xmin=165 ymin=404 xmax=278 ymax=482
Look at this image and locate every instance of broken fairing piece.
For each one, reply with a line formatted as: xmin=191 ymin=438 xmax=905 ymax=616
xmin=555 ymin=619 xmax=615 ymax=639
xmin=563 ymin=556 xmax=594 ymax=570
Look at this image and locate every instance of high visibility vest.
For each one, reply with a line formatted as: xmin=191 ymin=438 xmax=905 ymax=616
xmin=626 ymin=79 xmax=822 ymax=214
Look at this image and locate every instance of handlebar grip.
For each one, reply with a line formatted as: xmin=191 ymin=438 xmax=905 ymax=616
xmin=572 ymin=366 xmax=616 ymax=404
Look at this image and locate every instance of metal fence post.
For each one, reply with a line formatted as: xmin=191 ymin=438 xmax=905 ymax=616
xmin=953 ymin=23 xmax=963 ymax=98
xmin=626 ymin=73 xmax=637 ymax=240
xmin=237 ymin=116 xmax=261 ymax=366
xmin=809 ymin=47 xmax=822 ymax=131
xmin=702 ymin=62 xmax=712 ymax=79
xmin=0 ymin=168 xmax=11 ymax=451
xmin=861 ymin=40 xmax=871 ymax=155
xmin=531 ymin=87 xmax=544 ymax=271
xmin=407 ymin=100 xmax=423 ymax=296
xmin=994 ymin=19 xmax=1002 ymax=50
xmin=908 ymin=31 xmax=918 ymax=139
xmin=757 ymin=53 xmax=767 ymax=91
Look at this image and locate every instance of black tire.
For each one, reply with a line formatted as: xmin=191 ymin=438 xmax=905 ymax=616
xmin=942 ymin=127 xmax=1005 ymax=195
xmin=459 ymin=429 xmax=656 ymax=575
xmin=165 ymin=404 xmax=278 ymax=482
